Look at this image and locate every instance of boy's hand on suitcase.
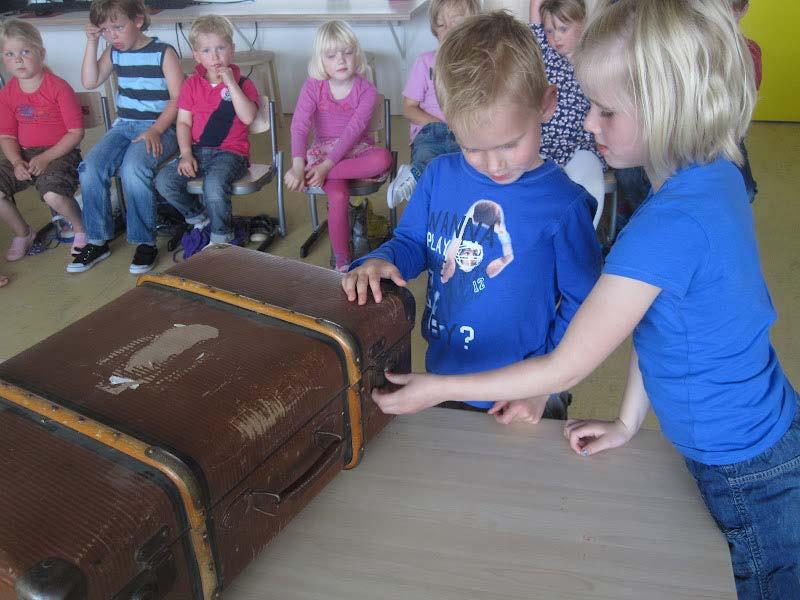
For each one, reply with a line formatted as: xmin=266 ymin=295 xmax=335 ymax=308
xmin=134 ymin=127 xmax=163 ymax=157
xmin=488 ymin=396 xmax=549 ymax=425
xmin=372 ymin=371 xmax=443 ymax=414
xmin=342 ymin=259 xmax=406 ymax=305
xmin=178 ymin=154 xmax=198 ymax=178
xmin=563 ymin=418 xmax=633 ymax=457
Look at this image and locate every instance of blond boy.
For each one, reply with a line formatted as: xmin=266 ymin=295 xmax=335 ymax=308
xmin=344 ymin=11 xmax=601 ymax=424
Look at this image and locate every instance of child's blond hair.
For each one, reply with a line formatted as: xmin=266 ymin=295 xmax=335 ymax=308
xmin=574 ymin=0 xmax=755 ymax=183
xmin=0 ymin=19 xmax=45 ymax=54
xmin=89 ymin=0 xmax=150 ymax=32
xmin=308 ymin=20 xmax=366 ymax=80
xmin=188 ymin=15 xmax=234 ymax=49
xmin=428 ymin=0 xmax=482 ymax=36
xmin=539 ymin=0 xmax=586 ymax=25
xmin=434 ymin=10 xmax=550 ymax=134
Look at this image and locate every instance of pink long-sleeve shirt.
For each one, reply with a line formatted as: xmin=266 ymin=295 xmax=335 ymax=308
xmin=290 ymin=75 xmax=377 ymax=165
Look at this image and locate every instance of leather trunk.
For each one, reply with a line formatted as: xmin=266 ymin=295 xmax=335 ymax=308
xmin=0 ymin=245 xmax=415 ymax=599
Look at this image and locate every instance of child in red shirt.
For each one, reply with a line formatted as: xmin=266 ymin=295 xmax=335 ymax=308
xmin=0 ymin=19 xmax=86 ymax=262
xmin=155 ymin=15 xmax=259 ymax=246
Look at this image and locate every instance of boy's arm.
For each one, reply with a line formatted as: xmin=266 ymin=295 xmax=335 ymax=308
xmin=402 ymin=97 xmax=441 ymax=128
xmin=547 ymin=194 xmax=603 ymax=350
xmin=133 ymin=47 xmax=184 ymax=156
xmin=81 ymin=26 xmax=114 ymax=89
xmin=529 ymin=0 xmax=544 ymax=24
xmin=176 ymin=109 xmax=194 ymax=157
xmin=374 ymin=273 xmax=660 ymax=414
xmin=221 ymin=72 xmax=258 ymax=126
xmin=0 ymin=137 xmax=29 ymax=179
xmin=563 ymin=347 xmax=650 ymax=456
xmin=27 ymin=83 xmax=85 ymax=175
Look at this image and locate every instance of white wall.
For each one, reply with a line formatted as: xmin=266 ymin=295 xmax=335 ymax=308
xmin=35 ymin=15 xmax=437 ymax=115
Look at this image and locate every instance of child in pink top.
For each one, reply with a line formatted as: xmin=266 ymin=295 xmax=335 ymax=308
xmin=388 ymin=0 xmax=481 ymax=210
xmin=285 ymin=20 xmax=392 ymax=271
xmin=0 ymin=19 xmax=86 ymax=262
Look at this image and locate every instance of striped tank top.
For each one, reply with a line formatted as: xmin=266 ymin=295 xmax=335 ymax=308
xmin=112 ymin=38 xmax=173 ymax=121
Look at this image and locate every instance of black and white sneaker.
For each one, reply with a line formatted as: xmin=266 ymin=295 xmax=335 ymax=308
xmin=129 ymin=244 xmax=158 ymax=274
xmin=66 ymin=242 xmax=111 ymax=273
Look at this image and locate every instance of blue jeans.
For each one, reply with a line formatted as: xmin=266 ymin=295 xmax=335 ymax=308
xmin=684 ymin=401 xmax=800 ymax=599
xmin=411 ymin=122 xmax=460 ymax=180
xmin=155 ymin=147 xmax=249 ymax=243
xmin=79 ymin=119 xmax=178 ymax=245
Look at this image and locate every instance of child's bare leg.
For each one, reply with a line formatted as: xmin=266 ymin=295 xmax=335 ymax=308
xmin=0 ymin=191 xmax=31 ymax=237
xmin=0 ymin=274 xmax=8 ymax=288
xmin=42 ymin=191 xmax=85 ymax=234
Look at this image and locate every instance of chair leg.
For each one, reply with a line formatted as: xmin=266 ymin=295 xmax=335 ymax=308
xmin=606 ymin=188 xmax=618 ymax=248
xmin=300 ymin=193 xmax=328 ymax=258
xmin=266 ymin=58 xmax=284 ymax=129
xmin=275 ymin=151 xmax=286 ymax=237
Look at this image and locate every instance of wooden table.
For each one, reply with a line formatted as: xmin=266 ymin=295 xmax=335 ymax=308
xmin=225 ymin=410 xmax=735 ymax=599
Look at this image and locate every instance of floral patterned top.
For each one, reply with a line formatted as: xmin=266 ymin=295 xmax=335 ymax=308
xmin=531 ymin=24 xmax=605 ymax=169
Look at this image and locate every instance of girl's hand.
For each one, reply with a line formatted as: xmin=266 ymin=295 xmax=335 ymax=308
xmin=304 ymin=159 xmax=333 ymax=189
xmin=563 ymin=418 xmax=634 ymax=457
xmin=284 ymin=165 xmax=307 ymax=192
xmin=177 ymin=154 xmax=198 ymax=178
xmin=488 ymin=396 xmax=549 ymax=425
xmin=372 ymin=372 xmax=445 ymax=415
xmin=133 ymin=128 xmax=163 ymax=157
xmin=341 ymin=258 xmax=406 ymax=305
xmin=26 ymin=154 xmax=51 ymax=177
xmin=12 ymin=160 xmax=31 ymax=181
xmin=85 ymin=24 xmax=101 ymax=42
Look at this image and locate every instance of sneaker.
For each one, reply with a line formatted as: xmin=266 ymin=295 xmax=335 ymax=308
xmin=67 ymin=242 xmax=111 ymax=273
xmin=71 ymin=232 xmax=87 ymax=256
xmin=129 ymin=244 xmax=158 ymax=274
xmin=52 ymin=214 xmax=75 ymax=241
xmin=6 ymin=227 xmax=36 ymax=261
xmin=386 ymin=164 xmax=417 ymax=209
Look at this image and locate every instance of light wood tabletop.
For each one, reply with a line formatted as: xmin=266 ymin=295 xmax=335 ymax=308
xmin=225 ymin=409 xmax=735 ymax=599
xmin=18 ymin=0 xmax=431 ymax=27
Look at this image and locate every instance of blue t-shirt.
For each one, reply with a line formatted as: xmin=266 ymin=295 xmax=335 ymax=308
xmin=605 ymin=159 xmax=797 ymax=465
xmin=353 ymin=154 xmax=601 ymax=407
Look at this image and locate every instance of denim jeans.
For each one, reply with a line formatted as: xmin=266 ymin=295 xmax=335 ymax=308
xmin=684 ymin=400 xmax=800 ymax=599
xmin=411 ymin=122 xmax=460 ymax=180
xmin=79 ymin=119 xmax=178 ymax=245
xmin=155 ymin=147 xmax=249 ymax=243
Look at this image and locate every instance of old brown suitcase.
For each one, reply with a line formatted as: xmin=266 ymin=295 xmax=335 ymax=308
xmin=0 ymin=245 xmax=414 ymax=599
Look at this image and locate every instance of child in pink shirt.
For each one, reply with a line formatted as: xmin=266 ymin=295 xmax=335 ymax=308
xmin=0 ymin=19 xmax=86 ymax=262
xmin=387 ymin=0 xmax=481 ymax=211
xmin=285 ymin=20 xmax=392 ymax=271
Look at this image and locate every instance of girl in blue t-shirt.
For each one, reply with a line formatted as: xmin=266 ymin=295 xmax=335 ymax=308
xmin=371 ymin=1 xmax=800 ymax=595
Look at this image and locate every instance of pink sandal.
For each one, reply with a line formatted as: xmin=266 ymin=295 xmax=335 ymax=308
xmin=6 ymin=227 xmax=36 ymax=261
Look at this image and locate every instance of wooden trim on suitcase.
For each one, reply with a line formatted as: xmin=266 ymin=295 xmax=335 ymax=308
xmin=0 ymin=379 xmax=220 ymax=600
xmin=136 ymin=273 xmax=368 ymax=469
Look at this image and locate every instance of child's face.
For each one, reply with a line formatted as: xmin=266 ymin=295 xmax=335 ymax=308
xmin=193 ymin=33 xmax=234 ymax=77
xmin=542 ymin=14 xmax=584 ymax=59
xmin=433 ymin=5 xmax=469 ymax=42
xmin=322 ymin=45 xmax=357 ymax=82
xmin=98 ymin=13 xmax=145 ymax=52
xmin=2 ymin=38 xmax=45 ymax=82
xmin=583 ymin=92 xmax=647 ymax=170
xmin=455 ymin=92 xmax=557 ymax=185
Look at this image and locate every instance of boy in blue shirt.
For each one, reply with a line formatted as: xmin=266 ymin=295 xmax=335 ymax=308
xmin=342 ymin=11 xmax=602 ymax=424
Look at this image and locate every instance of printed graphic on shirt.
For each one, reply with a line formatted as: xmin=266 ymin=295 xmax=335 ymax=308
xmin=16 ymin=104 xmax=57 ymax=123
xmin=424 ymin=199 xmax=515 ymax=351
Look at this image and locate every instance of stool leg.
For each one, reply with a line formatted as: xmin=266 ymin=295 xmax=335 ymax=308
xmin=300 ymin=193 xmax=328 ymax=258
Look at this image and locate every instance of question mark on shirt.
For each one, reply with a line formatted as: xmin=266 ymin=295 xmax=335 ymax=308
xmin=460 ymin=326 xmax=475 ymax=350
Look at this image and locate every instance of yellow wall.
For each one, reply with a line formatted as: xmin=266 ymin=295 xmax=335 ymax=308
xmin=741 ymin=2 xmax=800 ymax=122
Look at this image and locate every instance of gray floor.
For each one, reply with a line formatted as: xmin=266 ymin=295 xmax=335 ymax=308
xmin=1 ymin=118 xmax=798 ymax=425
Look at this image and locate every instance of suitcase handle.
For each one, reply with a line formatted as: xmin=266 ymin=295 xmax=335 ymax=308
xmin=222 ymin=430 xmax=343 ymax=526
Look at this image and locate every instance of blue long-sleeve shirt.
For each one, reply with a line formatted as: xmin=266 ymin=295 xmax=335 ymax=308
xmin=354 ymin=154 xmax=601 ymax=406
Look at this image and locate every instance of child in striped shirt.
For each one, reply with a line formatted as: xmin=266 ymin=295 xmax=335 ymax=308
xmin=70 ymin=0 xmax=183 ymax=275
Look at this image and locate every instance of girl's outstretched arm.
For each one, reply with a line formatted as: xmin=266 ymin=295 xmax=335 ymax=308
xmin=372 ymin=273 xmax=660 ymax=414
xmin=529 ymin=0 xmax=545 ymax=25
